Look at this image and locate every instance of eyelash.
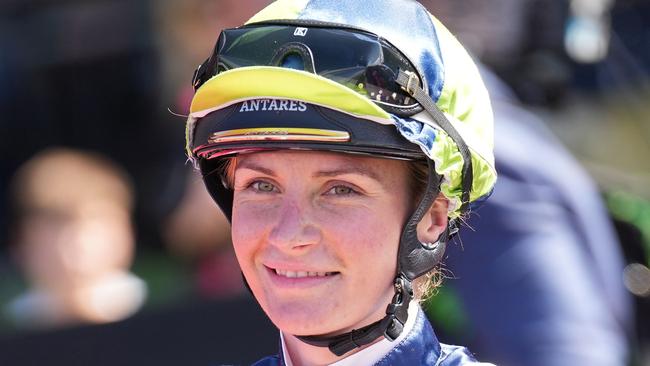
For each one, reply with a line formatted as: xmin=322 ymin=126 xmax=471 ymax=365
xmin=248 ymin=180 xmax=278 ymax=193
xmin=325 ymin=184 xmax=359 ymax=196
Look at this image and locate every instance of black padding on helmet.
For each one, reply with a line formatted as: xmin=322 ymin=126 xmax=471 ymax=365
xmin=200 ymin=158 xmax=235 ymax=220
xmin=398 ymin=158 xmax=446 ymax=280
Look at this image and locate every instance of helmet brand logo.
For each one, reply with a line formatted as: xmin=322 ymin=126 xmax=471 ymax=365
xmin=293 ymin=27 xmax=308 ymax=36
xmin=239 ymin=99 xmax=307 ymax=112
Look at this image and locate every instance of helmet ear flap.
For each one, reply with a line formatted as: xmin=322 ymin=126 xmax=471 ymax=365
xmin=199 ymin=158 xmax=234 ymax=222
xmin=398 ymin=159 xmax=447 ymax=280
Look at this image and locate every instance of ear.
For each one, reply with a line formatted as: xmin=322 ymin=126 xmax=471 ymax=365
xmin=416 ymin=194 xmax=449 ymax=244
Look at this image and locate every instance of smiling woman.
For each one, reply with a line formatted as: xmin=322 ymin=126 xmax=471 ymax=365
xmin=224 ymin=152 xmax=444 ymax=297
xmin=184 ymin=0 xmax=496 ymax=365
xmin=231 ymin=151 xmax=415 ymax=339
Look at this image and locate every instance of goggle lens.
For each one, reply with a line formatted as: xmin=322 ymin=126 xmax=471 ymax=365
xmin=193 ymin=24 xmax=421 ymax=113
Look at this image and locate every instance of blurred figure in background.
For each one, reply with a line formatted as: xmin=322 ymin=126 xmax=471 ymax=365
xmin=421 ymin=0 xmax=571 ymax=106
xmin=4 ymin=148 xmax=146 ymax=330
xmin=0 ymin=0 xmax=181 ymax=259
xmin=433 ymin=68 xmax=633 ymax=366
xmin=419 ymin=1 xmax=635 ymax=365
xmin=162 ymin=174 xmax=243 ymax=299
xmin=154 ymin=0 xmax=272 ymax=299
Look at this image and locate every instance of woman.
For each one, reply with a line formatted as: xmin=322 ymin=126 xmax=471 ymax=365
xmin=185 ymin=0 xmax=497 ymax=364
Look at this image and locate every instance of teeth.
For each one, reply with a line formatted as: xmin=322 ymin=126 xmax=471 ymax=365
xmin=274 ymin=269 xmax=333 ymax=278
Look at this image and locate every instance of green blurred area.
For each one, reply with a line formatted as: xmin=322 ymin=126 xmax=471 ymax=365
xmin=423 ymin=286 xmax=470 ymax=340
xmin=607 ymin=191 xmax=650 ymax=265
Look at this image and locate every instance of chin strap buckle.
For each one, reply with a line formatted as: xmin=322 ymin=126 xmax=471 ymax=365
xmin=383 ymin=276 xmax=413 ymax=341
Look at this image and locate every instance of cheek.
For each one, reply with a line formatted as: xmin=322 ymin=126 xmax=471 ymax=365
xmin=319 ymin=207 xmax=402 ymax=270
xmin=230 ymin=211 xmax=254 ymax=262
xmin=230 ymin=202 xmax=270 ymax=274
xmin=322 ymin=210 xmax=401 ymax=319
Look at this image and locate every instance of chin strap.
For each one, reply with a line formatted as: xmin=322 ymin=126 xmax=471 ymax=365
xmin=296 ymin=275 xmax=413 ymax=357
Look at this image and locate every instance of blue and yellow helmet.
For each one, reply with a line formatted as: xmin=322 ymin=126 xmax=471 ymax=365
xmin=186 ymin=0 xmax=496 ymax=221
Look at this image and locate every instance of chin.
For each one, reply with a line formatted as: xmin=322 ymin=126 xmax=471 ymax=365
xmin=262 ymin=297 xmax=347 ymax=336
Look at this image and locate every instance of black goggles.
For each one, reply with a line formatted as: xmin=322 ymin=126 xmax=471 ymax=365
xmin=192 ymin=22 xmax=424 ymax=115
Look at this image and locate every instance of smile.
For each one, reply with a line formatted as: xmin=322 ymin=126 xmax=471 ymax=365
xmin=274 ymin=269 xmax=337 ymax=278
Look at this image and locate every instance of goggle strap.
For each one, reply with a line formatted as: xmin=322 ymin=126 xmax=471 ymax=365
xmin=396 ymin=70 xmax=473 ymax=212
xmin=248 ymin=19 xmax=378 ymax=38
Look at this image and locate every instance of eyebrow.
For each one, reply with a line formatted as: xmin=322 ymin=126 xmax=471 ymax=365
xmin=312 ymin=166 xmax=382 ymax=183
xmin=236 ymin=161 xmax=383 ymax=182
xmin=235 ymin=162 xmax=276 ymax=177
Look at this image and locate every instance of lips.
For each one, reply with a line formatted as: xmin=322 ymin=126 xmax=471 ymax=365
xmin=274 ymin=269 xmax=336 ymax=278
xmin=263 ymin=265 xmax=340 ymax=288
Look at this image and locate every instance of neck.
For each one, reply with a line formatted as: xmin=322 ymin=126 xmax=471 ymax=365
xmin=281 ymin=295 xmax=393 ymax=366
xmin=283 ymin=299 xmax=419 ymax=366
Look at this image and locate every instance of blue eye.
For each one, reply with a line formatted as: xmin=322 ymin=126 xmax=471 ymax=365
xmin=252 ymin=181 xmax=277 ymax=192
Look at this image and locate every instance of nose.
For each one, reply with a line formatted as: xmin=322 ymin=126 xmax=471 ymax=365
xmin=267 ymin=199 xmax=321 ymax=251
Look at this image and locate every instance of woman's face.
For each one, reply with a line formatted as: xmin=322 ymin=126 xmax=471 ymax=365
xmin=230 ymin=150 xmax=413 ymax=336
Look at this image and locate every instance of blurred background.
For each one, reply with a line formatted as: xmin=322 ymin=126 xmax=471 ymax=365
xmin=0 ymin=0 xmax=648 ymax=365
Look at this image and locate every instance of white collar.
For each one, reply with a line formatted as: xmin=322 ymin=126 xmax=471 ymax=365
xmin=281 ymin=300 xmax=419 ymax=366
